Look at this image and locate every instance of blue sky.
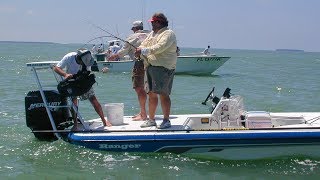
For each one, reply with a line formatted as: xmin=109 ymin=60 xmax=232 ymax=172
xmin=0 ymin=0 xmax=319 ymax=52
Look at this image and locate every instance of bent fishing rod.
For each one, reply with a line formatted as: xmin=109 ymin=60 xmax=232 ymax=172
xmin=86 ymin=20 xmax=138 ymax=49
xmin=86 ymin=20 xmax=147 ymax=61
xmin=80 ymin=35 xmax=113 ymax=49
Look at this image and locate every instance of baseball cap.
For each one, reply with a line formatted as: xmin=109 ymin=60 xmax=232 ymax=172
xmin=148 ymin=13 xmax=168 ymax=24
xmin=132 ymin=20 xmax=143 ymax=28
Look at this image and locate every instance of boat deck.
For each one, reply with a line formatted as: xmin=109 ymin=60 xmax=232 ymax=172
xmin=80 ymin=112 xmax=320 ymax=132
xmin=85 ymin=114 xmax=211 ymax=131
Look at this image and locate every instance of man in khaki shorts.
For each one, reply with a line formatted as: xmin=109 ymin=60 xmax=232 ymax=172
xmin=109 ymin=21 xmax=150 ymax=121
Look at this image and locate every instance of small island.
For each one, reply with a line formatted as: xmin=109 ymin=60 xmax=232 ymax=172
xmin=275 ymin=49 xmax=304 ymax=52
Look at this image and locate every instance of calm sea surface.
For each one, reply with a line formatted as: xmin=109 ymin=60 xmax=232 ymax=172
xmin=1 ymin=41 xmax=320 ymax=179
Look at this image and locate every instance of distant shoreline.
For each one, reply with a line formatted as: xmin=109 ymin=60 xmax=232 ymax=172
xmin=0 ymin=41 xmax=85 ymax=46
xmin=275 ymin=49 xmax=304 ymax=52
xmin=0 ymin=40 xmax=58 ymax=44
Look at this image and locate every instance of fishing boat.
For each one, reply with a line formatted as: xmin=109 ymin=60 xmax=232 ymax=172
xmin=95 ymin=54 xmax=231 ymax=75
xmin=90 ymin=29 xmax=230 ymax=75
xmin=25 ymin=61 xmax=320 ymax=160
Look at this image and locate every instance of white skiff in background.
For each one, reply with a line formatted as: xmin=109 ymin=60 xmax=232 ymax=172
xmin=95 ymin=54 xmax=231 ymax=75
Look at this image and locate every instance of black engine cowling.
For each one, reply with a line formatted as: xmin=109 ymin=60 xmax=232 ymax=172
xmin=25 ymin=90 xmax=71 ymax=141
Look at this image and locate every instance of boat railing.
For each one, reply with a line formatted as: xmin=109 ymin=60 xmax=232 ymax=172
xmin=27 ymin=62 xmax=88 ymax=139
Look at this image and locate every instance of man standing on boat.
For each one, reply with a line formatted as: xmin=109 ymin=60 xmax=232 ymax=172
xmin=53 ymin=49 xmax=112 ymax=130
xmin=108 ymin=20 xmax=150 ymax=121
xmin=135 ymin=12 xmax=177 ymax=129
xmin=202 ymin=45 xmax=210 ymax=55
xmin=107 ymin=41 xmax=121 ymax=60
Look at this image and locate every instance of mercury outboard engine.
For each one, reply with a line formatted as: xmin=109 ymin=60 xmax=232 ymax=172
xmin=25 ymin=90 xmax=71 ymax=141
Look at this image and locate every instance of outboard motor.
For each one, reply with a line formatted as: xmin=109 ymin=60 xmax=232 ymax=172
xmin=25 ymin=90 xmax=71 ymax=141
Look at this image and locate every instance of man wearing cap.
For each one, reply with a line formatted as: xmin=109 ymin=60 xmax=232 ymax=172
xmin=109 ymin=20 xmax=150 ymax=121
xmin=53 ymin=49 xmax=112 ymax=130
xmin=135 ymin=13 xmax=177 ymax=129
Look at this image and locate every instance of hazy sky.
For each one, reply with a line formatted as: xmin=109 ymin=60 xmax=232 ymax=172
xmin=1 ymin=0 xmax=319 ymax=52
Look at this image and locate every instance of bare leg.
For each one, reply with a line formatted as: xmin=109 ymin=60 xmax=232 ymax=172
xmin=148 ymin=92 xmax=158 ymax=121
xmin=132 ymin=87 xmax=147 ymax=120
xmin=160 ymin=94 xmax=171 ymax=120
xmin=89 ymin=96 xmax=112 ymax=127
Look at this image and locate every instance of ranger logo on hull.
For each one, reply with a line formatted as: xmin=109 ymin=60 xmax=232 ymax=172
xmin=99 ymin=144 xmax=141 ymax=150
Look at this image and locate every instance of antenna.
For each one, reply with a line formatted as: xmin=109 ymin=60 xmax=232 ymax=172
xmin=115 ymin=24 xmax=120 ymax=37
xmin=141 ymin=0 xmax=145 ymax=23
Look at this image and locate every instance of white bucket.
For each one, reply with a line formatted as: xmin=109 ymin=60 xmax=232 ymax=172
xmin=104 ymin=103 xmax=124 ymax=125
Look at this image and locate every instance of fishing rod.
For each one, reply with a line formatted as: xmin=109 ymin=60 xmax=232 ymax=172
xmin=86 ymin=20 xmax=147 ymax=61
xmin=305 ymin=116 xmax=320 ymax=124
xmin=80 ymin=35 xmax=113 ymax=49
xmin=86 ymin=20 xmax=138 ymax=49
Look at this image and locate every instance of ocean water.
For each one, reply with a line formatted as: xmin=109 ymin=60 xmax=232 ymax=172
xmin=1 ymin=41 xmax=320 ymax=179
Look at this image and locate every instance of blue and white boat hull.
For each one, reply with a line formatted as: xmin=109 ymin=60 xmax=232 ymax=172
xmin=67 ymin=114 xmax=320 ymax=160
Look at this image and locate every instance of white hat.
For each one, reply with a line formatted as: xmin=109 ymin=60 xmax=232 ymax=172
xmin=132 ymin=20 xmax=143 ymax=28
xmin=77 ymin=48 xmax=95 ymax=67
